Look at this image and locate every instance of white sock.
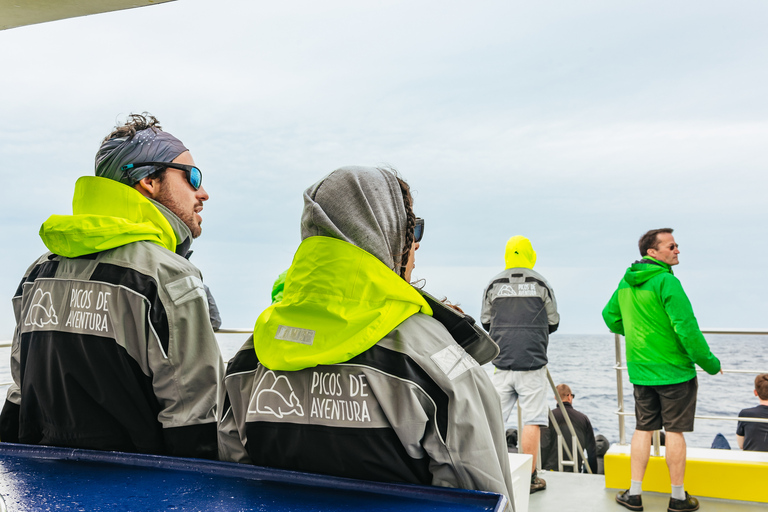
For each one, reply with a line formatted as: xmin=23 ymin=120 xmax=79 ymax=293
xmin=629 ymin=480 xmax=643 ymax=496
xmin=671 ymin=484 xmax=685 ymax=500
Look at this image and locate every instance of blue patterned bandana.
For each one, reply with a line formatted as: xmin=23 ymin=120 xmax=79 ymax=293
xmin=95 ymin=128 xmax=188 ymax=185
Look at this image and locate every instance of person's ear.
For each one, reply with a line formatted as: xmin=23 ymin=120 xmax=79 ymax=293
xmin=755 ymin=389 xmax=759 ymax=397
xmin=135 ymin=175 xmax=160 ymax=198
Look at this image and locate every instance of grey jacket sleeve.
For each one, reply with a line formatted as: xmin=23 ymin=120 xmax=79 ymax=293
xmin=380 ymin=316 xmax=515 ymax=510
xmin=0 ymin=323 xmax=22 ymax=442
xmin=424 ymin=368 xmax=514 ymax=509
xmin=5 ymin=258 xmax=43 ymax=407
xmin=5 ymin=300 xmax=23 ymax=407
xmin=152 ymin=272 xmax=224 ymax=458
xmin=544 ymin=281 xmax=560 ymax=333
xmin=0 ymin=258 xmax=43 ymax=442
xmin=217 ymin=337 xmax=256 ymax=464
xmin=204 ymin=284 xmax=222 ymax=331
xmin=217 ymin=402 xmax=251 ymax=464
xmin=480 ymin=283 xmax=493 ymax=331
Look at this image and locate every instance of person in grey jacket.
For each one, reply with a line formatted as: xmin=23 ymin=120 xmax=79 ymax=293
xmin=218 ymin=166 xmax=514 ymax=509
xmin=481 ymin=235 xmax=559 ymax=493
xmin=0 ymin=113 xmax=224 ymax=459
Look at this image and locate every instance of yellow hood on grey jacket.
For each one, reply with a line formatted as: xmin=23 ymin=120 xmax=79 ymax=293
xmin=254 ymin=236 xmax=432 ymax=371
xmin=255 ymin=166 xmax=432 ymax=371
xmin=39 ymin=176 xmax=189 ymax=257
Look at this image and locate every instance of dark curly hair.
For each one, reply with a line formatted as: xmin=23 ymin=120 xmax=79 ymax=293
xmin=102 ymin=112 xmax=162 ymax=143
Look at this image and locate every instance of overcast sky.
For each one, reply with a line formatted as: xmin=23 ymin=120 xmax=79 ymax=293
xmin=1 ymin=0 xmax=767 ymax=340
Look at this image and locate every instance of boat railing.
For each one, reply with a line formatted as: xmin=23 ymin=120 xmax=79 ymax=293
xmin=614 ymin=329 xmax=768 ymax=452
xmin=545 ymin=367 xmax=593 ymax=474
xmin=511 ymin=365 xmax=594 ymax=474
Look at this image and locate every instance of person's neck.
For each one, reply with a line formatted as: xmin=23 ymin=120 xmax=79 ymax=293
xmin=758 ymin=398 xmax=768 ymax=406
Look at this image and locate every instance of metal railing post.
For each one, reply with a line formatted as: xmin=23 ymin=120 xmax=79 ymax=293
xmin=614 ymin=333 xmax=626 ymax=445
xmin=517 ymin=401 xmax=523 ymax=455
xmin=652 ymin=431 xmax=661 ymax=457
xmin=548 ymin=408 xmax=574 ymax=461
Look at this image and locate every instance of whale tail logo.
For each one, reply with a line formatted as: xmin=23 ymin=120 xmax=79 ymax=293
xmin=24 ymin=289 xmax=58 ymax=328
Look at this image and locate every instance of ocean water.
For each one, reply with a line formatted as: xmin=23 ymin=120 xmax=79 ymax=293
xmin=2 ymin=333 xmax=766 ymax=450
xmin=541 ymin=333 xmax=768 ymax=449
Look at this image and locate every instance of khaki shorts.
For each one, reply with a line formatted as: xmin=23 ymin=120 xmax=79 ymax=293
xmin=633 ymin=377 xmax=698 ymax=433
xmin=492 ymin=367 xmax=549 ymax=426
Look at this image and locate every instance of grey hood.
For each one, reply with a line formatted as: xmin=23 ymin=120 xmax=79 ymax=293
xmin=301 ymin=166 xmax=407 ymax=272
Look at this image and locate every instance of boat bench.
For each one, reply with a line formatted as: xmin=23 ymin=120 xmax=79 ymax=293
xmin=604 ymin=443 xmax=768 ymax=502
xmin=0 ymin=443 xmax=509 ymax=512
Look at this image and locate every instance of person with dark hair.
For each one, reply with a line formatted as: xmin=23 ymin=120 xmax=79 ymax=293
xmin=218 ymin=166 xmax=514 ymax=508
xmin=736 ymin=374 xmax=768 ymax=452
xmin=541 ymin=384 xmax=597 ymax=474
xmin=637 ymin=228 xmax=674 ymax=259
xmin=603 ymin=228 xmax=721 ymax=512
xmin=0 ymin=113 xmax=224 ymax=459
xmin=480 ymin=235 xmax=559 ymax=493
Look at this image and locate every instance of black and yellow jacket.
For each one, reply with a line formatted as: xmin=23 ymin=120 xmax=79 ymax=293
xmin=481 ymin=236 xmax=560 ymax=371
xmin=0 ymin=177 xmax=223 ymax=458
xmin=218 ymin=167 xmax=514 ymax=507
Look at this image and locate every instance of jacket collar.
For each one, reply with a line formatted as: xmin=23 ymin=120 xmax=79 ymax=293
xmin=148 ymin=198 xmax=192 ymax=256
xmin=636 ymin=256 xmax=673 ymax=274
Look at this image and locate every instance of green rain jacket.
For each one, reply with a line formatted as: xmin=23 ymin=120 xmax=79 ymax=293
xmin=602 ymin=257 xmax=720 ymax=386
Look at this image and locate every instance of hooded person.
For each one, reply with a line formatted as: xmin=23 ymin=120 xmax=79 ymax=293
xmin=218 ymin=166 xmax=515 ymax=508
xmin=0 ymin=113 xmax=224 ymax=459
xmin=480 ymin=235 xmax=560 ymax=493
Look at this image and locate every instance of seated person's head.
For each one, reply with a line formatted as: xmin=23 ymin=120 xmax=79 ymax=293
xmin=755 ymin=373 xmax=768 ymax=400
xmin=301 ymin=166 xmax=421 ymax=281
xmin=95 ymin=113 xmax=208 ymax=239
xmin=556 ymin=383 xmax=573 ymax=403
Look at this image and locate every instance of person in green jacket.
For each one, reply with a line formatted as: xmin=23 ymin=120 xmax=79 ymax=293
xmin=603 ymin=228 xmax=721 ymax=512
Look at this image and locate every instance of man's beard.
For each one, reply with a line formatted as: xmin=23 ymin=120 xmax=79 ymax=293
xmin=156 ymin=189 xmax=202 ymax=239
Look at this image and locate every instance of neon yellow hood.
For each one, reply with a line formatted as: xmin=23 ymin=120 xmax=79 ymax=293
xmin=504 ymin=235 xmax=536 ymax=269
xmin=39 ymin=176 xmax=178 ymax=257
xmin=253 ymin=236 xmax=433 ymax=371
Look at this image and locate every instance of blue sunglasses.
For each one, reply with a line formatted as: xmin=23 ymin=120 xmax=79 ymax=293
xmin=414 ymin=217 xmax=424 ymax=243
xmin=121 ymin=162 xmax=203 ymax=190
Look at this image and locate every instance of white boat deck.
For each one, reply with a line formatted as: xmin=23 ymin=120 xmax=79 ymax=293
xmin=528 ymin=471 xmax=766 ymax=512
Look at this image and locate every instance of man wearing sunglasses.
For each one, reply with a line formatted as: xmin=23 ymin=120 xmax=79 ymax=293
xmin=480 ymin=235 xmax=560 ymax=494
xmin=603 ymin=228 xmax=721 ymax=512
xmin=0 ymin=113 xmax=224 ymax=461
xmin=540 ymin=383 xmax=597 ymax=474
